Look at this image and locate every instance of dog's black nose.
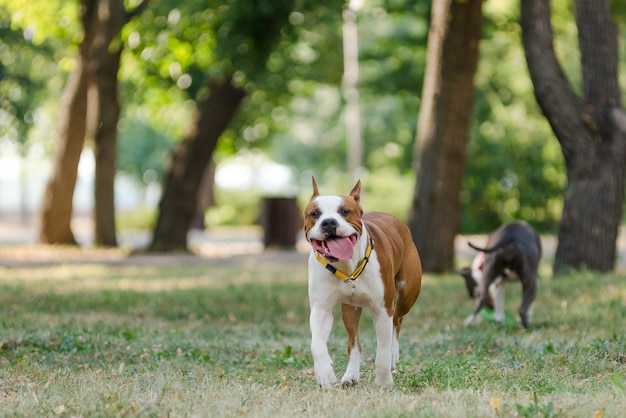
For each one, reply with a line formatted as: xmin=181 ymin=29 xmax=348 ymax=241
xmin=321 ymin=219 xmax=338 ymax=235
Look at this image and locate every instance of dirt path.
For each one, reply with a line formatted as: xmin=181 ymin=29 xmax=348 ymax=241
xmin=2 ymin=219 xmax=625 ymax=269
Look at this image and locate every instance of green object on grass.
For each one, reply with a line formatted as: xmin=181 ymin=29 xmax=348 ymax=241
xmin=480 ymin=307 xmax=518 ymax=326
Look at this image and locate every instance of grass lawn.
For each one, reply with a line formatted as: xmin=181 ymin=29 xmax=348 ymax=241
xmin=0 ymin=245 xmax=625 ymax=417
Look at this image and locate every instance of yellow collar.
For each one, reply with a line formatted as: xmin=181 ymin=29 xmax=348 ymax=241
xmin=314 ymin=231 xmax=374 ymax=288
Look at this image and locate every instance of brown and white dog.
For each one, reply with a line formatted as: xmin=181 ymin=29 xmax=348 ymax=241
xmin=303 ymin=177 xmax=422 ymax=389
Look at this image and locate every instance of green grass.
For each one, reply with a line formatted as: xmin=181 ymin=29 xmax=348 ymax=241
xmin=0 ymin=248 xmax=625 ymax=417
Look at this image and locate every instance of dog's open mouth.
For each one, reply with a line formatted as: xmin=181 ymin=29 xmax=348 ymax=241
xmin=311 ymin=234 xmax=358 ymax=261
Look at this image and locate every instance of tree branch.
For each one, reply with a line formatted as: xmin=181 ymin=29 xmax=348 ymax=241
xmin=520 ymin=0 xmax=585 ymax=162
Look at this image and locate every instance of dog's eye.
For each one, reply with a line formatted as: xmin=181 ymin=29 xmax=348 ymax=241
xmin=340 ymin=208 xmax=351 ymax=216
xmin=310 ymin=210 xmax=320 ymax=219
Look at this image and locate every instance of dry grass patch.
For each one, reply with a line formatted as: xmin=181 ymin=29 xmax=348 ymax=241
xmin=0 ymin=246 xmax=625 ymax=417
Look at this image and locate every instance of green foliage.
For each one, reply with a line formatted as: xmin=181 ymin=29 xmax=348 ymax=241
xmin=358 ymin=168 xmax=415 ymax=220
xmin=119 ymin=0 xmax=338 ymax=180
xmin=0 ymin=8 xmax=63 ymax=149
xmin=263 ymin=0 xmax=429 ymax=177
xmin=120 ymin=1 xmax=217 ymax=141
xmin=217 ymin=0 xmax=346 ymax=160
xmin=0 ymin=0 xmax=81 ymax=46
xmin=116 ymin=118 xmax=172 ymax=183
xmin=212 ymin=0 xmax=297 ymax=82
xmin=461 ymin=1 xmax=568 ymax=234
xmin=116 ymin=205 xmax=157 ymax=230
xmin=205 ymin=186 xmax=261 ymax=227
xmin=358 ymin=1 xmax=429 ymax=171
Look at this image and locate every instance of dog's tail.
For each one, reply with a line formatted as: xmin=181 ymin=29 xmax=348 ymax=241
xmin=468 ymin=236 xmax=515 ymax=253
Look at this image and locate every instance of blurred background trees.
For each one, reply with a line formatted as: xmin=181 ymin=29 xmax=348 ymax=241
xmin=1 ymin=0 xmax=625 ymax=271
xmin=145 ymin=0 xmax=324 ymax=251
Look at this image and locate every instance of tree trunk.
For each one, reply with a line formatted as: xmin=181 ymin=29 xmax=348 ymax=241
xmin=38 ymin=0 xmax=98 ymax=245
xmin=149 ymin=77 xmax=246 ymax=251
xmin=189 ymin=161 xmax=216 ymax=230
xmin=92 ymin=0 xmax=124 ymax=247
xmin=521 ymin=0 xmax=626 ymax=273
xmin=260 ymin=197 xmax=301 ymax=248
xmin=407 ymin=0 xmax=482 ymax=272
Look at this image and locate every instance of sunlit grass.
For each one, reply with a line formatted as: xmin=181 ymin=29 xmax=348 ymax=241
xmin=0 ymin=247 xmax=625 ymax=417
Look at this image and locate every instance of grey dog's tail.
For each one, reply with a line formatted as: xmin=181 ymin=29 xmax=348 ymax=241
xmin=468 ymin=236 xmax=515 ymax=253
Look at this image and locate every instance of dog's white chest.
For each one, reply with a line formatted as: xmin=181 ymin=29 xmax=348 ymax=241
xmin=336 ymin=281 xmax=377 ymax=307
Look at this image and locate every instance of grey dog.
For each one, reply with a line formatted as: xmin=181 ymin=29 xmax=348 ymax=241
xmin=463 ymin=220 xmax=542 ymax=329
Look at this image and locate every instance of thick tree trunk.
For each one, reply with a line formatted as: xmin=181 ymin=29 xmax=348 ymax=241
xmin=521 ymin=0 xmax=626 ymax=273
xmin=149 ymin=78 xmax=246 ymax=251
xmin=38 ymin=60 xmax=88 ymax=245
xmin=38 ymin=0 xmax=98 ymax=245
xmin=408 ymin=0 xmax=482 ymax=272
xmin=260 ymin=197 xmax=301 ymax=248
xmin=92 ymin=0 xmax=124 ymax=246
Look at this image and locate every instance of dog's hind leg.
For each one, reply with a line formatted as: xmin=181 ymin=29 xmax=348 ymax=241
xmin=372 ymin=309 xmax=394 ymax=388
xmin=492 ymin=281 xmax=505 ymax=323
xmin=340 ymin=304 xmax=362 ymax=386
xmin=519 ymin=275 xmax=538 ymax=329
xmin=391 ymin=316 xmax=403 ymax=370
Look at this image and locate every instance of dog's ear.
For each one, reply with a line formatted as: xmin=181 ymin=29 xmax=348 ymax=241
xmin=349 ymin=179 xmax=361 ymax=203
xmin=455 ymin=267 xmax=476 ymax=299
xmin=311 ymin=176 xmax=320 ymax=198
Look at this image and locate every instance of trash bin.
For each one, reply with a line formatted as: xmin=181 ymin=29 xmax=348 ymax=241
xmin=260 ymin=197 xmax=301 ymax=249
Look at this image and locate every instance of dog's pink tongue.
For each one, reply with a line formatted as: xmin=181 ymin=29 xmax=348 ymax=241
xmin=327 ymin=237 xmax=354 ymax=260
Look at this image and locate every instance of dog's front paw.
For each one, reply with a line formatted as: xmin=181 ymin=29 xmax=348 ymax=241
xmin=340 ymin=370 xmax=360 ymax=387
xmin=374 ymin=372 xmax=393 ymax=389
xmin=315 ymin=364 xmax=337 ymax=389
